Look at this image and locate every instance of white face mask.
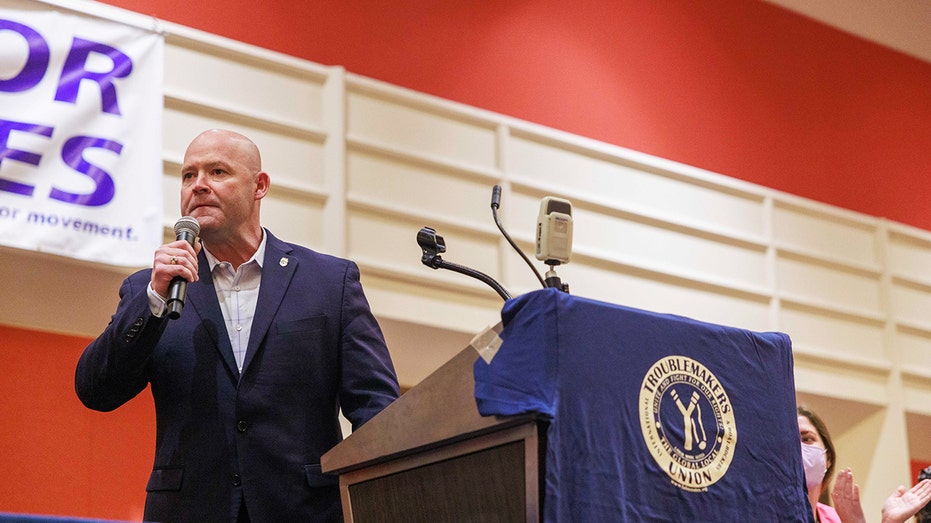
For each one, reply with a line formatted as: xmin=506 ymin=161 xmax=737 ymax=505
xmin=801 ymin=442 xmax=827 ymax=489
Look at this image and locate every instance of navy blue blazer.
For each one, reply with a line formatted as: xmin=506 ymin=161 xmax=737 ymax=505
xmin=76 ymin=230 xmax=400 ymax=522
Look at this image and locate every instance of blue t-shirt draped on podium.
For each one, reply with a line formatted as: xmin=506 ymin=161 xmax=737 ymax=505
xmin=474 ymin=289 xmax=812 ymax=522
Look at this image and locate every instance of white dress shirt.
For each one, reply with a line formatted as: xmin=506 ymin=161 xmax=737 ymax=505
xmin=148 ymin=231 xmax=267 ymax=373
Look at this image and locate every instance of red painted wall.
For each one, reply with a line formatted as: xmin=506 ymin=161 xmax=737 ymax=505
xmin=96 ymin=0 xmax=931 ymax=231
xmin=0 ymin=325 xmax=153 ymax=520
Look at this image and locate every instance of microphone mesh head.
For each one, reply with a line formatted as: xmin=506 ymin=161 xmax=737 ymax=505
xmin=174 ymin=216 xmax=200 ymax=237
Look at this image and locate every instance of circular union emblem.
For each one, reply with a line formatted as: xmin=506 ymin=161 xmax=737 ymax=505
xmin=639 ymin=355 xmax=736 ymax=492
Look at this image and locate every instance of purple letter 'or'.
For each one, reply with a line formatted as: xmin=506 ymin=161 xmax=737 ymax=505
xmin=55 ymin=37 xmax=133 ymax=116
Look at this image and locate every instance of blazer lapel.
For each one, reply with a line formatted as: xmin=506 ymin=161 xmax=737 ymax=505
xmin=241 ymin=232 xmax=296 ymax=375
xmin=187 ymin=249 xmax=240 ymax=378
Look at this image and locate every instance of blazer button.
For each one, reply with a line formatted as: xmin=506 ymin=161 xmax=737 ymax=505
xmin=237 ymin=420 xmax=248 ymax=432
xmin=231 ymin=473 xmax=241 ymax=487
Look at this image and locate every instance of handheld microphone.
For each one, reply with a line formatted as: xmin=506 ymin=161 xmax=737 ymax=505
xmin=166 ymin=216 xmax=200 ymax=320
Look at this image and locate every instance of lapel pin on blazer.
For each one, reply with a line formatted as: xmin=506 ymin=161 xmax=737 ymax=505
xmin=279 ymin=257 xmax=289 ymax=267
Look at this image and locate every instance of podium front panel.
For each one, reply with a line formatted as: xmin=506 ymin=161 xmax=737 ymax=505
xmin=349 ymin=440 xmax=524 ymax=522
xmin=336 ymin=421 xmax=544 ymax=523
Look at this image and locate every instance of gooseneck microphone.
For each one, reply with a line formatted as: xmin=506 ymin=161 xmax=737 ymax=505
xmin=491 ymin=185 xmax=546 ymax=288
xmin=417 ymin=226 xmax=512 ymax=301
xmin=166 ymin=216 xmax=200 ymax=320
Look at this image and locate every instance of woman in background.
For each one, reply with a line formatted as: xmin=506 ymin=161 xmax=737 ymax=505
xmin=800 ymin=405 xmax=931 ymax=523
xmin=798 ymin=405 xmax=841 ymax=523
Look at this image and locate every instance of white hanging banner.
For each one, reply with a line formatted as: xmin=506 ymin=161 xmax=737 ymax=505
xmin=0 ymin=0 xmax=163 ymax=267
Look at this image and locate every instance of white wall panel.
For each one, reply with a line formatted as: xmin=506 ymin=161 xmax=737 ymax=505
xmin=163 ymin=40 xmax=327 ymax=128
xmin=361 ymin=272 xmax=504 ymax=334
xmin=572 ymin=209 xmax=769 ymax=289
xmin=347 ymin=90 xmax=498 ymax=171
xmin=261 ymin=190 xmax=326 ymax=249
xmin=888 ymin=230 xmax=931 ymax=284
xmin=508 ymin=134 xmax=767 ymax=239
xmin=892 ymin=281 xmax=931 ymax=331
xmin=773 ymin=202 xmax=879 ymax=267
xmin=776 ymin=255 xmax=882 ymax=314
xmin=780 ymin=306 xmax=886 ymax=362
xmin=559 ymin=261 xmax=772 ymax=331
xmin=253 ymin=134 xmax=327 ymax=192
xmin=895 ymin=327 xmax=931 ymax=373
xmin=161 ymin=108 xmax=216 ymax=163
xmin=349 ymin=209 xmax=501 ymax=287
xmin=795 ymin=368 xmax=889 ymax=408
xmin=346 ymin=150 xmax=494 ymax=226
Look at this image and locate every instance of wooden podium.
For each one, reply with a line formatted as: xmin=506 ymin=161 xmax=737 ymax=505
xmin=321 ymin=346 xmax=547 ymax=522
xmin=324 ymin=289 xmax=812 ymax=521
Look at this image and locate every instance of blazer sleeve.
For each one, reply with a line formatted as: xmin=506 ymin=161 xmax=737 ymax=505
xmin=336 ymin=261 xmax=400 ymax=430
xmin=75 ymin=271 xmax=168 ymax=412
